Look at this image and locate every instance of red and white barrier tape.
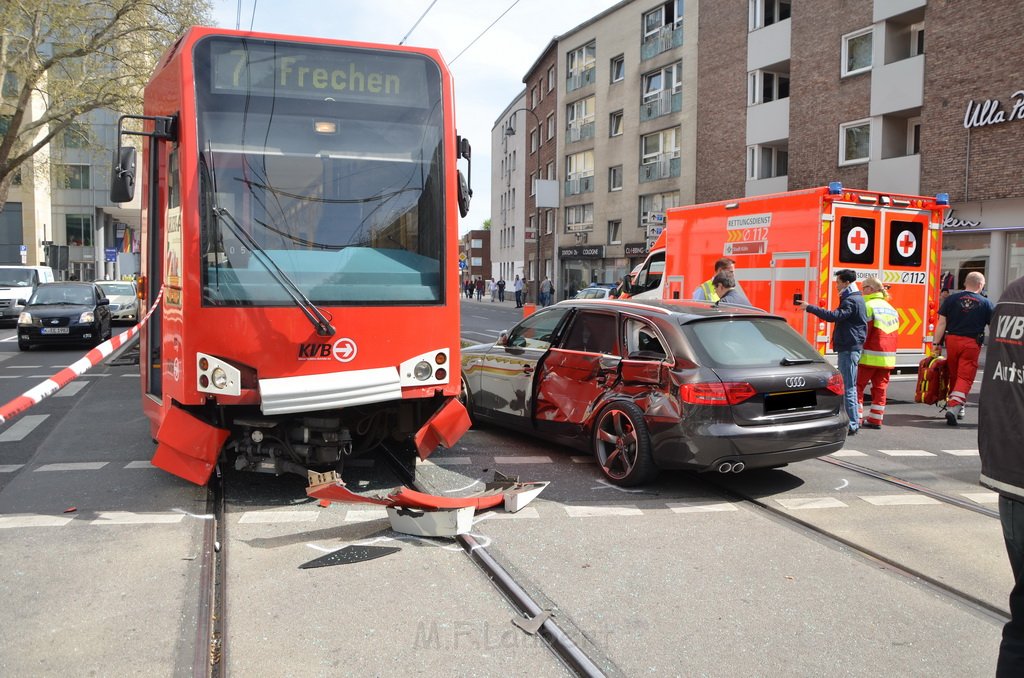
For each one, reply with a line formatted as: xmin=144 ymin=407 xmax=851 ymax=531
xmin=0 ymin=288 xmax=164 ymax=426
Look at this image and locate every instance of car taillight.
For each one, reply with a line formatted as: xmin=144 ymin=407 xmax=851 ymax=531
xmin=826 ymin=373 xmax=845 ymax=395
xmin=680 ymin=382 xmax=757 ymax=406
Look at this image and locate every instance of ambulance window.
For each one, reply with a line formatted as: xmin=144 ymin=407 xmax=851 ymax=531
xmin=636 ymin=251 xmax=665 ymax=292
xmin=888 ymin=220 xmax=923 ymax=267
xmin=838 ymin=216 xmax=875 ymax=265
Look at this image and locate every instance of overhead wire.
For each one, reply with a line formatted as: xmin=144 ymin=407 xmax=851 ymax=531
xmin=399 ymin=0 xmax=439 ymax=45
xmin=450 ymin=0 xmax=522 ymax=64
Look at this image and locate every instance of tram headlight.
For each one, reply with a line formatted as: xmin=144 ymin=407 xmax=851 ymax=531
xmin=79 ymin=311 xmax=95 ymax=323
xmin=413 ymin=361 xmax=432 ymax=381
xmin=211 ymin=367 xmax=229 ymax=389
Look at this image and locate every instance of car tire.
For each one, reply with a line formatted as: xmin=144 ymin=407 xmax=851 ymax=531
xmin=459 ymin=373 xmax=476 ymax=426
xmin=17 ymin=338 xmax=30 ymax=351
xmin=592 ymin=400 xmax=657 ymax=486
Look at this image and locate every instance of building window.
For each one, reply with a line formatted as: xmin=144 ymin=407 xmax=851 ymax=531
xmin=62 ymin=164 xmax=91 ymax=189
xmin=642 ymin=62 xmax=682 ymax=104
xmin=66 ymin=214 xmax=93 ymax=247
xmin=62 ymin=123 xmax=90 ymax=148
xmin=746 ymin=145 xmax=788 ymax=180
xmin=566 ymin=96 xmax=596 ymax=143
xmin=530 ymin=171 xmax=537 ymax=196
xmin=641 ymin=128 xmax=679 ymax=165
xmin=547 ymin=161 xmax=555 ymax=180
xmin=567 ymin=41 xmax=597 ymax=91
xmin=471 ymin=257 xmax=482 ymax=267
xmin=747 ymin=70 xmax=789 ymax=105
xmin=748 ymin=0 xmax=790 ymax=31
xmin=842 ymin=28 xmax=873 ymax=77
xmin=840 ymin=119 xmax=870 ymax=165
xmin=609 ymin=165 xmax=623 ymax=191
xmin=640 ymin=191 xmax=680 ymax=219
xmin=546 ymin=210 xmax=555 ymax=234
xmin=610 ymin=110 xmax=623 ymax=137
xmin=565 ymin=204 xmax=594 ymax=233
xmin=644 ymin=1 xmax=684 ymax=38
xmin=910 ymin=23 xmax=925 ymax=57
xmin=531 ymin=87 xmax=538 ymax=108
xmin=471 ymin=238 xmax=483 ymax=249
xmin=547 ymin=113 xmax=555 ymax=140
xmin=610 ymin=55 xmax=625 ymax=83
xmin=608 ymin=220 xmax=622 ymax=245
xmin=566 ymin=150 xmax=595 ymax=194
xmin=530 ymin=128 xmax=539 ymax=153
xmin=907 ymin=117 xmax=922 ymax=155
xmin=548 ymin=65 xmax=556 ymax=92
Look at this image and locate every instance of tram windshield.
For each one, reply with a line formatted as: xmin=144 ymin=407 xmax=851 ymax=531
xmin=194 ymin=37 xmax=446 ymax=306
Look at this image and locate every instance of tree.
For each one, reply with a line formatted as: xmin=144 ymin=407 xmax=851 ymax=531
xmin=0 ymin=0 xmax=212 ymax=212
xmin=482 ymin=218 xmax=491 ymax=231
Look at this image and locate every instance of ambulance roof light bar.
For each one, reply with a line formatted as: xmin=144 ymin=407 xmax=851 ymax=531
xmin=828 ymin=182 xmax=843 ymax=195
xmin=936 ymin=192 xmax=949 ymax=205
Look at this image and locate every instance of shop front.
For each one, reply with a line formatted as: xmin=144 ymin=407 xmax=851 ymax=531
xmin=941 ymin=198 xmax=1024 ymax=301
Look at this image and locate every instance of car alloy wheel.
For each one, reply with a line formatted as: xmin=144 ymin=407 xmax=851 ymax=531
xmin=458 ymin=374 xmax=475 ymax=424
xmin=592 ymin=400 xmax=656 ymax=486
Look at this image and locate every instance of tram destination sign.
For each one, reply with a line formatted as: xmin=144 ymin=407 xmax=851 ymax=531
xmin=206 ymin=38 xmax=434 ymax=107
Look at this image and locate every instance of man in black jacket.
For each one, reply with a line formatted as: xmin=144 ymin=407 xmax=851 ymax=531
xmin=797 ymin=269 xmax=868 ymax=435
xmin=979 ymin=274 xmax=1024 ymax=676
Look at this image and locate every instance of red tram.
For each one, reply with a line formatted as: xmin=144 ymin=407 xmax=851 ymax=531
xmin=111 ymin=27 xmax=473 ymax=485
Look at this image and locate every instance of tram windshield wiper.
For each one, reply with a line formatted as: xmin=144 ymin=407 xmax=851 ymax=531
xmin=213 ymin=207 xmax=336 ymax=337
xmin=780 ymin=357 xmax=815 ymax=366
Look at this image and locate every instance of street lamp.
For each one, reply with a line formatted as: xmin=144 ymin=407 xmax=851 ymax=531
xmin=505 ymin=107 xmax=542 ymax=305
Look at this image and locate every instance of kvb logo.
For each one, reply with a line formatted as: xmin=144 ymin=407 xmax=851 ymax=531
xmin=995 ymin=314 xmax=1024 ymax=341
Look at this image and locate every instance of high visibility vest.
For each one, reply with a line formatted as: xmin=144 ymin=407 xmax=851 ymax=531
xmin=699 ymin=279 xmax=720 ymax=302
xmin=860 ymin=293 xmax=899 ymax=368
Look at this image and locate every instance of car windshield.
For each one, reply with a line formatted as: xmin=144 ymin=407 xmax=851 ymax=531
xmin=98 ymin=283 xmax=135 ymax=296
xmin=0 ymin=269 xmax=35 ymax=286
xmin=686 ymin=317 xmax=822 ymax=368
xmin=30 ymin=286 xmax=93 ymax=306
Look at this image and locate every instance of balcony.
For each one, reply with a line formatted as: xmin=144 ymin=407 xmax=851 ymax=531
xmin=746 ymin=97 xmax=790 ymax=146
xmin=567 ymin=67 xmax=596 ymax=93
xmin=747 ymin=18 xmax=791 ymax=71
xmin=565 ymin=174 xmax=595 ymax=196
xmin=868 ymin=154 xmax=921 ymax=195
xmin=640 ymin=91 xmax=683 ymax=122
xmin=566 ymin=120 xmax=595 ymax=143
xmin=638 ymin=155 xmax=680 ymax=183
xmin=642 ymin=24 xmax=683 ymax=61
xmin=870 ymin=54 xmax=924 ymax=117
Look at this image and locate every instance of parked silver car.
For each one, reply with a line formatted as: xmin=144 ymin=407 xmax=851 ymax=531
xmin=95 ymin=280 xmax=139 ymax=323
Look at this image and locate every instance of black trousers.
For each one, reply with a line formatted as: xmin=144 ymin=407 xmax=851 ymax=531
xmin=999 ymin=494 xmax=1024 ymax=677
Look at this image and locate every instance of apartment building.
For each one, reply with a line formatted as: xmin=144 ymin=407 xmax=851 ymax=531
xmin=460 ymin=229 xmax=492 ymax=289
xmin=494 ymin=0 xmax=1024 ymax=301
xmin=2 ymin=106 xmax=141 ymax=280
xmin=492 ymin=91 xmax=528 ymax=284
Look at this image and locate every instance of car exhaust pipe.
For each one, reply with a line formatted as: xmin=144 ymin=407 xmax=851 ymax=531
xmin=717 ymin=462 xmax=733 ymax=473
xmin=731 ymin=461 xmax=745 ymax=473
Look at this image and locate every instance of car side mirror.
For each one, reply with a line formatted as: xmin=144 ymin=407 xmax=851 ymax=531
xmin=17 ymin=299 xmax=27 ymax=306
xmin=98 ymin=298 xmax=110 ymax=306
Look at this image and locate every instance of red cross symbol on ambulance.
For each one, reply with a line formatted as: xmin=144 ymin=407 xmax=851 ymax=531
xmin=847 ymin=226 xmax=870 ymax=255
xmin=896 ymin=230 xmax=917 ymax=258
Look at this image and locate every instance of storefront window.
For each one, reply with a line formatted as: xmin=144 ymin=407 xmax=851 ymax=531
xmin=941 ymin=231 xmax=990 ymax=290
xmin=1008 ymin=232 xmax=1024 ymax=284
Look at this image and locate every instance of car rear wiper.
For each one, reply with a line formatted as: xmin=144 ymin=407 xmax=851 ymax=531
xmin=780 ymin=357 xmax=816 ymax=366
xmin=213 ymin=207 xmax=336 ymax=337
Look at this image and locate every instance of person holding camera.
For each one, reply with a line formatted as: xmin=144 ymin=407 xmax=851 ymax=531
xmin=933 ymin=271 xmax=993 ymax=425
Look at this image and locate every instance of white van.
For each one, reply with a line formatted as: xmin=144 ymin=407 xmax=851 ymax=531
xmin=0 ymin=265 xmax=56 ymax=320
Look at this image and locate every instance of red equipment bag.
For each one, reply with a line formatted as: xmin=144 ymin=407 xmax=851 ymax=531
xmin=914 ymin=355 xmax=949 ymax=405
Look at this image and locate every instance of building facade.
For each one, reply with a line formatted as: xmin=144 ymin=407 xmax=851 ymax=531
xmin=492 ymin=91 xmax=527 ymax=285
xmin=494 ymin=0 xmax=1024 ymax=301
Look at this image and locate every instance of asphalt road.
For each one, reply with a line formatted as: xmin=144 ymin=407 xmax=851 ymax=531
xmin=0 ymin=312 xmax=1009 ymax=677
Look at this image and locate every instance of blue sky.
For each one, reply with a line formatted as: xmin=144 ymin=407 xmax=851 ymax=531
xmin=209 ymin=0 xmax=621 ymax=234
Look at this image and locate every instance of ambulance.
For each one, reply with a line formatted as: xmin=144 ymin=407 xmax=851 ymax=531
xmin=630 ymin=183 xmax=949 ymax=368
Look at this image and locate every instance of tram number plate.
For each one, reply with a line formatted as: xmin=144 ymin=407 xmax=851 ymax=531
xmin=41 ymin=327 xmax=69 ymax=334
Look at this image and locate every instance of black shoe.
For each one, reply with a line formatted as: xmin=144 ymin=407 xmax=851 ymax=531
xmin=862 ymin=423 xmax=881 ymax=430
xmin=945 ymin=411 xmax=958 ymax=426
xmin=848 ymin=427 xmax=858 ymax=436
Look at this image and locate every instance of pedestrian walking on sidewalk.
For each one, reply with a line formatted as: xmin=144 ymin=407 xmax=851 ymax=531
xmin=475 ymin=277 xmax=484 ymax=301
xmin=497 ymin=277 xmax=506 ymax=303
xmin=978 ymin=273 xmax=1024 ymax=677
xmin=489 ymin=278 xmax=497 ymax=302
xmin=539 ymin=277 xmax=553 ymax=307
xmin=513 ymin=275 xmax=524 ymax=307
xmin=933 ymin=271 xmax=993 ymax=425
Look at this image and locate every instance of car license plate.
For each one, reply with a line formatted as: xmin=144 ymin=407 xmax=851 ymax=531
xmin=40 ymin=327 xmax=69 ymax=334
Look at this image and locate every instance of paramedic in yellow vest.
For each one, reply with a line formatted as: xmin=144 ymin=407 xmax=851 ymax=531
xmin=855 ymin=277 xmax=900 ymax=429
xmin=692 ymin=257 xmax=736 ymax=302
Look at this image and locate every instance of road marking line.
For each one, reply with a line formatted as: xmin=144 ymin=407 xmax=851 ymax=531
xmin=5 ymin=365 xmax=42 ymax=369
xmin=344 ymin=509 xmax=389 ymax=522
xmin=667 ymin=501 xmax=738 ymax=513
xmin=91 ymin=512 xmax=186 ymax=525
xmin=121 ymin=374 xmax=141 ymax=378
xmin=878 ymin=449 xmax=936 ymax=457
xmin=54 ymin=381 xmax=89 ymax=397
xmin=0 ymin=464 xmax=24 ymax=472
xmin=829 ymin=449 xmax=868 ymax=457
xmin=570 ymin=456 xmax=596 ymax=464
xmin=961 ymin=492 xmax=999 ymax=504
xmin=124 ymin=461 xmax=156 ymax=469
xmin=494 ymin=456 xmax=553 ymax=464
xmin=35 ymin=462 xmax=108 ymax=472
xmin=0 ymin=414 xmax=49 ymax=442
xmin=0 ymin=515 xmax=75 ymax=528
xmin=942 ymin=449 xmax=979 ymax=456
xmin=563 ymin=505 xmax=643 ymax=517
xmin=860 ymin=495 xmax=941 ymax=506
xmin=416 ymin=456 xmax=472 ymax=466
xmin=775 ymin=497 xmax=848 ymax=510
xmin=237 ymin=510 xmax=319 ymax=524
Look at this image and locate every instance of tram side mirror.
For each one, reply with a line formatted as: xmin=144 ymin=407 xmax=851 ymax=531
xmin=458 ymin=136 xmax=471 ymax=160
xmin=457 ymin=169 xmax=471 ymax=218
xmin=110 ymin=146 xmax=137 ymax=203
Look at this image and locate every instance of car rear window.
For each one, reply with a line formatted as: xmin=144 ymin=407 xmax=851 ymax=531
xmin=685 ymin=317 xmax=822 ymax=368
